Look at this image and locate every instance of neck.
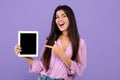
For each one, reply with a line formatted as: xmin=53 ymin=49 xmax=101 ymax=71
xmin=62 ymin=31 xmax=68 ymax=37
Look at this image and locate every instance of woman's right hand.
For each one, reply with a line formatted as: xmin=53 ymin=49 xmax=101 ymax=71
xmin=14 ymin=44 xmax=22 ymax=56
xmin=14 ymin=44 xmax=33 ymax=65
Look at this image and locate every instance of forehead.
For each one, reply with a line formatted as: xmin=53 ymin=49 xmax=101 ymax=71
xmin=56 ymin=9 xmax=65 ymax=15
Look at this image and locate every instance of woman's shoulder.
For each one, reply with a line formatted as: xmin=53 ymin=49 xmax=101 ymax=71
xmin=79 ymin=38 xmax=86 ymax=47
xmin=80 ymin=38 xmax=85 ymax=42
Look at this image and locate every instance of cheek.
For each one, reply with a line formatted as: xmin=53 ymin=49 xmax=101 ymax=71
xmin=55 ymin=19 xmax=57 ymax=24
xmin=66 ymin=19 xmax=70 ymax=26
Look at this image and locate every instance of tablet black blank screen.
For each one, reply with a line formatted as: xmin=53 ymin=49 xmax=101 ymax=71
xmin=20 ymin=33 xmax=36 ymax=55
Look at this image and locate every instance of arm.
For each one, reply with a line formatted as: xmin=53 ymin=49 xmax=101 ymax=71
xmin=59 ymin=51 xmax=72 ymax=68
xmin=58 ymin=51 xmax=72 ymax=68
xmin=45 ymin=41 xmax=72 ymax=68
xmin=14 ymin=44 xmax=44 ymax=74
xmin=14 ymin=44 xmax=33 ymax=65
xmin=68 ymin=39 xmax=87 ymax=76
xmin=23 ymin=57 xmax=33 ymax=65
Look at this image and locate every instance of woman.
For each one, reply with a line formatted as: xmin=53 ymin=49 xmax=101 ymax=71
xmin=15 ymin=5 xmax=86 ymax=80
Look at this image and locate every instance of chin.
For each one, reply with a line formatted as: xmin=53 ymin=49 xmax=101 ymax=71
xmin=59 ymin=29 xmax=64 ymax=32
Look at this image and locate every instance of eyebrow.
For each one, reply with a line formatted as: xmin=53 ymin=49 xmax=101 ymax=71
xmin=56 ymin=12 xmax=66 ymax=16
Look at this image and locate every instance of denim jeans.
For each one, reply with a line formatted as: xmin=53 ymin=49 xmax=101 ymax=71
xmin=38 ymin=75 xmax=64 ymax=80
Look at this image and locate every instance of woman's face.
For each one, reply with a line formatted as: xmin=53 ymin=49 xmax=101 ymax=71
xmin=55 ymin=10 xmax=69 ymax=32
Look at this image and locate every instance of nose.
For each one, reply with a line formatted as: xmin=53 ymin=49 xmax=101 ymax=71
xmin=57 ymin=17 xmax=63 ymax=21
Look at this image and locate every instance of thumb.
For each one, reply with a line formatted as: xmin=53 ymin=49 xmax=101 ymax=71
xmin=54 ymin=41 xmax=58 ymax=45
xmin=54 ymin=41 xmax=57 ymax=43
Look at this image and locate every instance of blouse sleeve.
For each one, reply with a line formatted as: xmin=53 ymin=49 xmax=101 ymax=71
xmin=29 ymin=59 xmax=44 ymax=74
xmin=68 ymin=39 xmax=87 ymax=76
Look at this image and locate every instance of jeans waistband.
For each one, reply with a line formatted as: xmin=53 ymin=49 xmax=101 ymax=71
xmin=38 ymin=74 xmax=64 ymax=80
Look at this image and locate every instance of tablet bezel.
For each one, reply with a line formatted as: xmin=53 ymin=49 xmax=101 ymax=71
xmin=18 ymin=31 xmax=38 ymax=57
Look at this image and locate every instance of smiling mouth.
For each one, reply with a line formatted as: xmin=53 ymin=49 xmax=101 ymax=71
xmin=58 ymin=22 xmax=65 ymax=27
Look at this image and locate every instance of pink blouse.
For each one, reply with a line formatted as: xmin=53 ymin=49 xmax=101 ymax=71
xmin=29 ymin=38 xmax=87 ymax=80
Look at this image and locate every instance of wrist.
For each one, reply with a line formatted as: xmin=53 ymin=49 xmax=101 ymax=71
xmin=59 ymin=51 xmax=64 ymax=58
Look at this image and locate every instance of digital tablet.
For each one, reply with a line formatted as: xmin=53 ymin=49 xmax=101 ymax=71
xmin=18 ymin=31 xmax=38 ymax=57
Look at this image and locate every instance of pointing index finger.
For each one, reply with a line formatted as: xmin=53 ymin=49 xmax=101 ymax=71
xmin=44 ymin=45 xmax=53 ymax=49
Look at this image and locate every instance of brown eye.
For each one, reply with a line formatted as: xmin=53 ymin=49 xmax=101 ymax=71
xmin=62 ymin=13 xmax=67 ymax=18
xmin=56 ymin=15 xmax=59 ymax=19
xmin=63 ymin=14 xmax=67 ymax=17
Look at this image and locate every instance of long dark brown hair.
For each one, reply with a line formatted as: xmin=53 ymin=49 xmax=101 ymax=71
xmin=42 ymin=5 xmax=80 ymax=71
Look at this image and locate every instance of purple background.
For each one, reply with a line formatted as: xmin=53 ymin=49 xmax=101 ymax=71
xmin=0 ymin=0 xmax=120 ymax=80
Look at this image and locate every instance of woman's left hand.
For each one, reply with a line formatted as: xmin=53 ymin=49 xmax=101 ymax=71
xmin=45 ymin=41 xmax=72 ymax=68
xmin=45 ymin=41 xmax=64 ymax=56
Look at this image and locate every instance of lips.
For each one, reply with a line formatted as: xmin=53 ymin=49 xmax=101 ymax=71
xmin=59 ymin=23 xmax=64 ymax=26
xmin=58 ymin=22 xmax=65 ymax=27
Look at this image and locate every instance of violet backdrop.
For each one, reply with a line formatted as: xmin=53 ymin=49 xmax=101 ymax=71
xmin=0 ymin=0 xmax=120 ymax=80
